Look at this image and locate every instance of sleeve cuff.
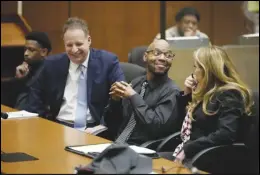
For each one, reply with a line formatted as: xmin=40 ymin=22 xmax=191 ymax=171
xmin=128 ymin=93 xmax=144 ymax=108
xmin=179 ymin=91 xmax=192 ymax=100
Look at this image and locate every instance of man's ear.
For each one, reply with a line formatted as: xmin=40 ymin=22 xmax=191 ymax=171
xmin=40 ymin=48 xmax=48 ymax=57
xmin=143 ymin=52 xmax=147 ymax=62
xmin=87 ymin=35 xmax=92 ymax=46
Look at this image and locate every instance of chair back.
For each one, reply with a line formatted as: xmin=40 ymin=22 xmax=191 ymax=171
xmin=119 ymin=62 xmax=146 ymax=83
xmin=128 ymin=46 xmax=148 ymax=68
xmin=156 ymin=131 xmax=181 ymax=152
xmin=1 ymin=78 xmax=21 ymax=107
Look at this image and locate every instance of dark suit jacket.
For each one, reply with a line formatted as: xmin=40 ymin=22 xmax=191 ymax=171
xmin=15 ymin=60 xmax=44 ymax=110
xmin=179 ymin=89 xmax=248 ymax=159
xmin=26 ymin=48 xmax=125 ymax=125
xmin=1 ymin=60 xmax=44 ymax=108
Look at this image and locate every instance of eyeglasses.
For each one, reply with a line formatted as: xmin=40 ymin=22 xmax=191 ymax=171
xmin=146 ymin=49 xmax=175 ymax=60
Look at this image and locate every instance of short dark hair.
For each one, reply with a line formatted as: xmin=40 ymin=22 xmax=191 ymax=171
xmin=63 ymin=17 xmax=89 ymax=37
xmin=175 ymin=7 xmax=200 ymax=22
xmin=25 ymin=31 xmax=52 ymax=53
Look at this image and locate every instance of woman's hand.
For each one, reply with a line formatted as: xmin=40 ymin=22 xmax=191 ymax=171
xmin=184 ymin=74 xmax=197 ymax=95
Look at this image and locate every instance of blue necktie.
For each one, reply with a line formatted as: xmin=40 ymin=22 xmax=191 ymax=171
xmin=74 ymin=65 xmax=87 ymax=128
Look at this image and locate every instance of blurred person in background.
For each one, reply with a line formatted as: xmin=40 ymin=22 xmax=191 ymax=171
xmin=155 ymin=7 xmax=209 ymax=40
xmin=242 ymin=1 xmax=259 ymax=33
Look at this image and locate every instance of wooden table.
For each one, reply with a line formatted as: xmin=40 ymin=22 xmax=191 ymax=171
xmin=1 ymin=105 xmax=194 ymax=174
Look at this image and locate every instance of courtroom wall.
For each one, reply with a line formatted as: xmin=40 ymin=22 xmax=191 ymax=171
xmin=1 ymin=1 xmax=248 ymax=62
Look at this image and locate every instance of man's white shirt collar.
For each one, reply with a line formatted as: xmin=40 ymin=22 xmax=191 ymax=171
xmin=69 ymin=50 xmax=90 ymax=72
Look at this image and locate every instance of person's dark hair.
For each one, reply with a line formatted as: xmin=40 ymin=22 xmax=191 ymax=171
xmin=63 ymin=17 xmax=89 ymax=37
xmin=175 ymin=7 xmax=200 ymax=22
xmin=25 ymin=31 xmax=52 ymax=53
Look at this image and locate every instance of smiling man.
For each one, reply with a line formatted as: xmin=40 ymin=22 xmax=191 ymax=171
xmin=104 ymin=39 xmax=183 ymax=145
xmin=25 ymin=17 xmax=124 ymax=133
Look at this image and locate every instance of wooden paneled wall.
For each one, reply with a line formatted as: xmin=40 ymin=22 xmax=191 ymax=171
xmin=211 ymin=1 xmax=248 ymax=45
xmin=1 ymin=1 xmax=17 ymax=15
xmin=23 ymin=1 xmax=69 ymax=55
xmin=1 ymin=1 xmax=248 ymax=62
xmin=71 ymin=1 xmax=160 ymax=62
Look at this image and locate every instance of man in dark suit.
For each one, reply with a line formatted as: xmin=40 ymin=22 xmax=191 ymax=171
xmin=26 ymin=17 xmax=124 ymax=134
xmin=2 ymin=31 xmax=52 ymax=109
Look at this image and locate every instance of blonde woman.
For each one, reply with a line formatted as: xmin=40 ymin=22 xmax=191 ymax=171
xmin=160 ymin=45 xmax=253 ymax=163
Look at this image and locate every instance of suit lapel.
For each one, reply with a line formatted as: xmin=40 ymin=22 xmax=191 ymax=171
xmin=56 ymin=54 xmax=70 ymax=107
xmin=87 ymin=49 xmax=99 ymax=105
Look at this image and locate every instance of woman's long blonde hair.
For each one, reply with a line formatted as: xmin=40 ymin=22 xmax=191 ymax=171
xmin=188 ymin=45 xmax=253 ymax=119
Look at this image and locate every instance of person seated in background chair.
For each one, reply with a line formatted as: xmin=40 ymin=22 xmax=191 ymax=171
xmin=119 ymin=62 xmax=146 ymax=83
xmin=128 ymin=46 xmax=148 ymax=68
xmin=159 ymin=45 xmax=253 ymax=163
xmin=25 ymin=17 xmax=124 ymax=133
xmin=154 ymin=7 xmax=209 ymax=40
xmin=12 ymin=31 xmax=52 ymax=109
xmin=242 ymin=1 xmax=259 ymax=33
xmin=104 ymin=39 xmax=182 ymax=145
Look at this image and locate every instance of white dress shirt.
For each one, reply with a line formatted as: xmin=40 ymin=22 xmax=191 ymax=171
xmin=56 ymin=52 xmax=93 ymax=126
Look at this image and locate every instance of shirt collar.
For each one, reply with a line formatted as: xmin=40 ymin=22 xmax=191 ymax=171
xmin=141 ymin=74 xmax=169 ymax=90
xmin=82 ymin=50 xmax=90 ymax=68
xmin=69 ymin=50 xmax=90 ymax=71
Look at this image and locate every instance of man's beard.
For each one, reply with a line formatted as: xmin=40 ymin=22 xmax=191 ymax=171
xmin=147 ymin=63 xmax=169 ymax=76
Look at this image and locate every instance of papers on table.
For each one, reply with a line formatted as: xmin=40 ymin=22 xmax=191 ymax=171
xmin=71 ymin=143 xmax=111 ymax=153
xmin=68 ymin=143 xmax=156 ymax=155
xmin=129 ymin=145 xmax=156 ymax=154
xmin=4 ymin=110 xmax=38 ymax=119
